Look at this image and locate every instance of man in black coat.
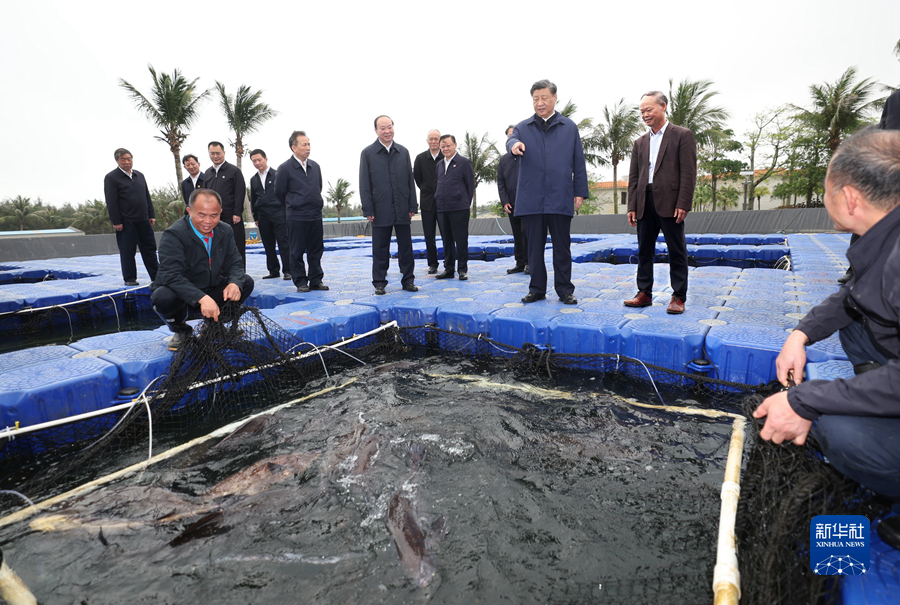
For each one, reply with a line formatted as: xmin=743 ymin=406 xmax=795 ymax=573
xmin=497 ymin=124 xmax=527 ymax=274
xmin=274 ymin=132 xmax=328 ymax=293
xmin=103 ymin=148 xmax=159 ymax=286
xmin=413 ymin=129 xmax=443 ymax=274
xmin=250 ymin=149 xmax=291 ymax=281
xmin=434 ymin=134 xmax=475 ymax=280
xmin=359 ymin=115 xmax=419 ymax=295
xmin=205 ymin=141 xmax=247 ymax=269
xmin=752 ymin=128 xmax=900 ymax=549
xmin=180 ymin=154 xmax=204 ymax=216
xmin=150 ymin=189 xmax=254 ymax=351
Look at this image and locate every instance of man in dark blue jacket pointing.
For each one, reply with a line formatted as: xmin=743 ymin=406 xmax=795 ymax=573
xmin=507 ymin=79 xmax=589 ymax=305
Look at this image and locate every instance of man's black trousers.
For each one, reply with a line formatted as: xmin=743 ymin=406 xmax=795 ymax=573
xmin=438 ymin=209 xmax=469 ymax=273
xmin=116 ymin=220 xmax=159 ymax=283
xmin=635 ymin=190 xmax=688 ymax=300
xmin=522 ymin=213 xmax=573 ymax=297
xmin=288 ymin=219 xmax=325 ymax=288
xmin=371 ymin=224 xmax=415 ymax=288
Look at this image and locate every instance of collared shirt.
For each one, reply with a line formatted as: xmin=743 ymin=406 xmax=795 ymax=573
xmin=431 ymin=151 xmax=440 ymax=161
xmin=293 ymin=155 xmax=308 ymax=174
xmin=118 ymin=167 xmax=133 ymax=180
xmin=213 ymin=161 xmax=224 ymax=174
xmin=190 ymin=173 xmax=201 ymax=187
xmin=649 ymin=121 xmax=669 ymax=184
xmin=187 ymin=217 xmax=214 ymax=265
xmin=257 ymin=168 xmax=269 ymax=188
xmin=380 ymin=142 xmax=393 ymax=154
xmin=542 ymin=111 xmax=556 ymax=122
xmin=443 ymin=152 xmax=457 ymax=172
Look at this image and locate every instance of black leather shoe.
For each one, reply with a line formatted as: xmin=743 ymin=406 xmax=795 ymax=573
xmin=427 ymin=266 xmax=438 ymax=275
xmin=296 ymin=285 xmax=311 ymax=293
xmin=402 ymin=283 xmax=419 ymax=292
xmin=309 ymin=283 xmax=329 ymax=291
xmin=374 ymin=286 xmax=386 ymax=295
xmin=435 ymin=271 xmax=454 ymax=280
xmin=458 ymin=272 xmax=468 ymax=281
xmin=262 ymin=273 xmax=279 ymax=279
xmin=521 ymin=292 xmax=546 ymax=304
xmin=507 ymin=265 xmax=525 ymax=274
xmin=524 ymin=265 xmax=530 ymax=275
xmin=559 ymin=294 xmax=577 ymax=305
xmin=167 ymin=328 xmax=192 ymax=351
xmin=877 ymin=516 xmax=900 ymax=550
xmin=125 ymin=280 xmax=139 ymax=286
xmin=283 ymin=273 xmax=292 ymax=281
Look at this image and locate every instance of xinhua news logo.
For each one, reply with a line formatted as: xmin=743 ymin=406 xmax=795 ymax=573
xmin=810 ymin=515 xmax=870 ymax=575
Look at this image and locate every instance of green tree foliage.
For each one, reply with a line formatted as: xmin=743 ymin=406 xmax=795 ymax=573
xmin=595 ymin=99 xmax=642 ymax=214
xmin=119 ymin=65 xmax=210 ymax=186
xmin=795 ymin=66 xmax=879 ymax=154
xmin=0 ymin=196 xmax=48 ymax=231
xmin=150 ymin=184 xmax=184 ymax=230
xmin=743 ymin=107 xmax=792 ymax=203
xmin=462 ymin=132 xmax=500 ymax=218
xmin=698 ymin=129 xmax=744 ymax=211
xmin=214 ymin=82 xmax=277 ymax=173
xmin=325 ymin=178 xmax=355 ymax=223
xmin=560 ymin=99 xmax=606 ymax=168
xmin=667 ymin=78 xmax=730 ymax=148
xmin=73 ymin=200 xmax=115 ymax=235
xmin=772 ymin=122 xmax=828 ymax=206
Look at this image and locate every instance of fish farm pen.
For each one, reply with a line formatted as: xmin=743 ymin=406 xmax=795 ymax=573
xmin=0 ymin=228 xmax=897 ymax=604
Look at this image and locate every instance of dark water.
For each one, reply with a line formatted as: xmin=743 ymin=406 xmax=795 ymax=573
xmin=0 ymin=358 xmax=733 ymax=604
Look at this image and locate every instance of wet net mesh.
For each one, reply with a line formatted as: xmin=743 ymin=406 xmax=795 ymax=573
xmin=0 ymin=305 xmax=886 ymax=604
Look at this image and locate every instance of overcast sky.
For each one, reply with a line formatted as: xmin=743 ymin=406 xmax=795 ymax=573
xmin=1 ymin=0 xmax=898 ymax=211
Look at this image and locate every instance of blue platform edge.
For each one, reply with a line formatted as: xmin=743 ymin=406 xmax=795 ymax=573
xmin=839 ymin=514 xmax=900 ymax=605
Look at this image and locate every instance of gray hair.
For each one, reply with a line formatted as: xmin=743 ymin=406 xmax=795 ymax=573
xmin=641 ymin=91 xmax=668 ymax=106
xmin=114 ymin=148 xmax=131 ymax=161
xmin=829 ymin=127 xmax=900 ymax=211
xmin=188 ymin=188 xmax=223 ymax=208
xmin=530 ymin=79 xmax=557 ymax=96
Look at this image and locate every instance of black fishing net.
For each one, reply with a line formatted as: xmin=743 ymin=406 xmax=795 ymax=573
xmin=0 ymin=307 xmax=883 ymax=604
xmin=736 ymin=394 xmax=891 ymax=605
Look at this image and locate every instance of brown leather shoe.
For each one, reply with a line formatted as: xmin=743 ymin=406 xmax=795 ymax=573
xmin=623 ymin=292 xmax=652 ymax=307
xmin=666 ymin=296 xmax=685 ymax=314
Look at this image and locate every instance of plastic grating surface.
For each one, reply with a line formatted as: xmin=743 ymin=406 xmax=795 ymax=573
xmin=840 ymin=516 xmax=900 ymax=605
xmin=0 ymin=345 xmax=78 ymax=373
xmin=806 ymin=360 xmax=854 ymax=381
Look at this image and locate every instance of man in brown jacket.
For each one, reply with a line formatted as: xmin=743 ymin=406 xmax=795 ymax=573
xmin=624 ymin=91 xmax=697 ymax=314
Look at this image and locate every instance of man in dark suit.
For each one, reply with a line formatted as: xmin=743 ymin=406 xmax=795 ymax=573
xmin=413 ymin=129 xmax=443 ymax=274
xmin=151 ymin=189 xmax=254 ymax=351
xmin=180 ymin=154 xmax=204 ymax=216
xmin=625 ymin=90 xmax=697 ymax=314
xmin=274 ymin=131 xmax=328 ymax=293
xmin=359 ymin=115 xmax=419 ymax=295
xmin=103 ymin=148 xmax=159 ymax=286
xmin=250 ymin=149 xmax=291 ymax=281
xmin=205 ymin=141 xmax=247 ymax=269
xmin=434 ymin=134 xmax=475 ymax=280
xmin=507 ymin=79 xmax=589 ymax=305
xmin=498 ymin=124 xmax=527 ymax=274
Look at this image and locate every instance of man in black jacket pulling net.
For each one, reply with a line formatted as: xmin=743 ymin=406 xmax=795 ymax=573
xmin=151 ymin=189 xmax=255 ymax=351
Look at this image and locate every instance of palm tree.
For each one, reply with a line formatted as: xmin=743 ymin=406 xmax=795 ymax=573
xmin=326 ymin=179 xmax=355 ymax=223
xmin=119 ymin=65 xmax=210 ymax=186
xmin=560 ymin=99 xmax=605 ymax=167
xmin=214 ymin=82 xmax=278 ymax=172
xmin=214 ymin=82 xmax=278 ymax=218
xmin=462 ymin=132 xmax=500 ymax=218
xmin=0 ymin=196 xmax=48 ymax=231
xmin=73 ymin=200 xmax=114 ymax=234
xmin=796 ymin=66 xmax=879 ymax=154
xmin=595 ymin=100 xmax=643 ymax=214
xmin=667 ymin=78 xmax=730 ymax=147
xmin=150 ymin=184 xmax=183 ymax=230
